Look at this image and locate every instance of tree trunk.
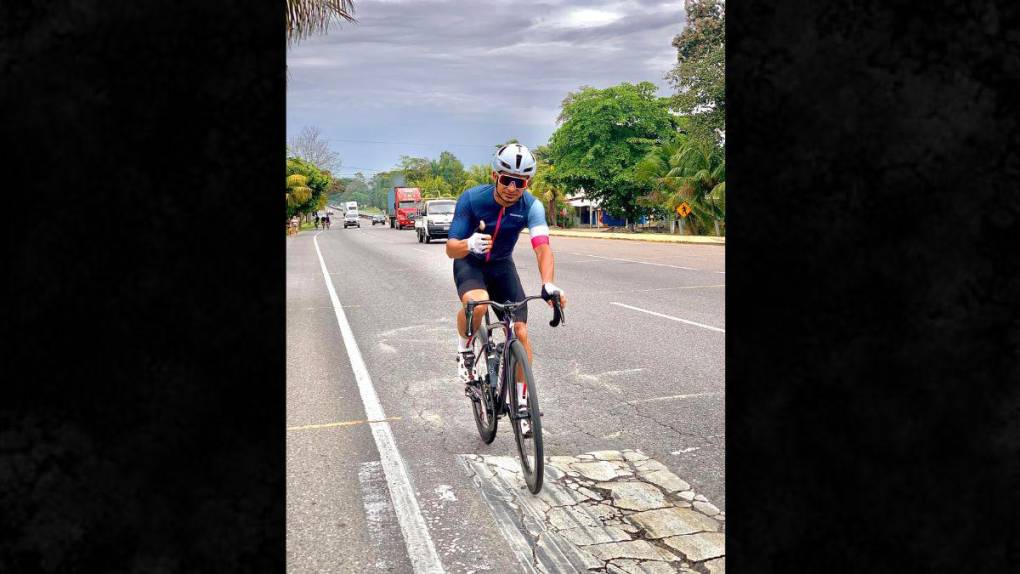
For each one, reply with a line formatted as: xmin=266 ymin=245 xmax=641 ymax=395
xmin=714 ymin=219 xmax=721 ymax=236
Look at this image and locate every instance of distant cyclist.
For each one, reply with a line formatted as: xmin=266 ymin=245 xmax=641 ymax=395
xmin=446 ymin=143 xmax=567 ymax=430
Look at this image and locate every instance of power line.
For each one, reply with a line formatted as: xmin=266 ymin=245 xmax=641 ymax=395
xmin=329 ymin=138 xmax=495 ymax=148
xmin=338 ymin=166 xmax=391 ymax=173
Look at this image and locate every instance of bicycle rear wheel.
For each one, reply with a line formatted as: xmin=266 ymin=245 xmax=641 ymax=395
xmin=470 ymin=313 xmax=498 ymax=444
xmin=507 ymin=340 xmax=543 ymax=494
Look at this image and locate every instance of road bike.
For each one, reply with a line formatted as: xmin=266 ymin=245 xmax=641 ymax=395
xmin=463 ymin=290 xmax=564 ymax=493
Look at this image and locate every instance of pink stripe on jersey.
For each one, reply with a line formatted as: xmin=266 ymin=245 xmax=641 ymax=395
xmin=485 ymin=206 xmax=506 ymax=263
xmin=531 ymin=235 xmax=550 ymax=248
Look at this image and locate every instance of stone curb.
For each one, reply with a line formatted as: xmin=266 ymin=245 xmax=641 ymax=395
xmin=523 ymin=228 xmax=726 ymax=245
xmin=462 ymin=450 xmax=725 ymax=573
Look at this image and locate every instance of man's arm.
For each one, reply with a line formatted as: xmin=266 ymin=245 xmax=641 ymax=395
xmin=534 ymin=243 xmax=555 ymax=284
xmin=446 ymin=192 xmax=479 ymax=259
xmin=533 ymin=243 xmax=566 ymax=308
xmin=447 ymin=238 xmax=469 ymax=259
xmin=526 ymin=199 xmax=566 ymax=308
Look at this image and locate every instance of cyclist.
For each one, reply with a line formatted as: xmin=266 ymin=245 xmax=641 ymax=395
xmin=446 ymin=143 xmax=567 ymax=434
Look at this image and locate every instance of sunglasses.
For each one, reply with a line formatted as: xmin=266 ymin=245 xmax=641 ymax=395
xmin=497 ymin=174 xmax=529 ymax=189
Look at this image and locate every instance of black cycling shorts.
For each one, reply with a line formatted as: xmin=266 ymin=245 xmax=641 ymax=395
xmin=454 ymin=256 xmax=527 ymax=323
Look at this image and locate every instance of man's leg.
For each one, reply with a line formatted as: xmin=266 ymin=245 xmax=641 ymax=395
xmin=453 ymin=257 xmax=490 ymax=384
xmin=457 ymin=289 xmax=490 ymax=340
xmin=454 ymin=257 xmax=489 ymax=343
xmin=514 ymin=321 xmax=533 ymax=372
xmin=486 ymin=259 xmax=532 ymax=398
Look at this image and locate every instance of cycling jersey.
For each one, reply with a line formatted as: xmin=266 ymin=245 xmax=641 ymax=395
xmin=448 ymin=184 xmax=550 ymax=262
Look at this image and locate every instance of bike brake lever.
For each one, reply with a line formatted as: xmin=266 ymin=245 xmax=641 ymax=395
xmin=549 ymin=295 xmax=564 ymax=327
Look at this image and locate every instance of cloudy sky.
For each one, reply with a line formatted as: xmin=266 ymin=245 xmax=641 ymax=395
xmin=286 ymin=0 xmax=687 ymax=177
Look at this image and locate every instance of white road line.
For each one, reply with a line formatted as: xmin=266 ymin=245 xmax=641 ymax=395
xmin=582 ymin=253 xmax=696 ymax=270
xmin=610 ymin=302 xmax=725 ymax=333
xmin=358 ymin=461 xmax=399 ymax=571
xmin=412 ymin=248 xmax=429 ymax=254
xmin=314 ymin=236 xmax=445 ymax=574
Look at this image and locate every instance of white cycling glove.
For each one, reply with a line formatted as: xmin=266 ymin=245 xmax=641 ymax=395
xmin=467 ymin=232 xmax=490 ymax=255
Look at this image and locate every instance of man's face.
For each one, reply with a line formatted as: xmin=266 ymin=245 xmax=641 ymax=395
xmin=493 ymin=171 xmax=528 ymax=204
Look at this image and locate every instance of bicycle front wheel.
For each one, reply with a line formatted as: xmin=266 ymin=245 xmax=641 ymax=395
xmin=507 ymin=340 xmax=543 ymax=494
xmin=470 ymin=318 xmax=498 ymax=444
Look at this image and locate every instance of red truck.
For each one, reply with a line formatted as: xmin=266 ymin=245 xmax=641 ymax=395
xmin=387 ymin=187 xmax=422 ymax=229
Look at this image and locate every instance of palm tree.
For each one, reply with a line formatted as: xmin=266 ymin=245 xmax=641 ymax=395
xmin=669 ymin=137 xmax=725 ymax=235
xmin=635 ymin=135 xmax=725 ymax=235
xmin=286 ymin=0 xmax=356 ymax=46
xmin=635 ymin=139 xmax=685 ymax=219
xmin=530 ymin=163 xmax=568 ymax=227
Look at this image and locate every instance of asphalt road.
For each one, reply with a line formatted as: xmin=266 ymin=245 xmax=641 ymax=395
xmin=287 ymin=222 xmax=725 ymax=573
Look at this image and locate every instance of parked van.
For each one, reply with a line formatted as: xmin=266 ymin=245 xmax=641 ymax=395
xmin=415 ymin=198 xmax=456 ymax=243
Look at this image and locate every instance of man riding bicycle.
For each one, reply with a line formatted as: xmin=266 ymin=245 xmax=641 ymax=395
xmin=446 ymin=143 xmax=567 ymax=434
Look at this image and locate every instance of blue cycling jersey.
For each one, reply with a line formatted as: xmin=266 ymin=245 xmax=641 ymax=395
xmin=449 ymin=184 xmax=550 ymax=262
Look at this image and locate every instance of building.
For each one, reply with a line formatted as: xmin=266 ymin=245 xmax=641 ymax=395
xmin=565 ymin=190 xmax=602 ymax=228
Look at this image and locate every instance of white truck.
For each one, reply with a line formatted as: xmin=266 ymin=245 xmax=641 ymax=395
xmin=415 ymin=198 xmax=456 ymax=244
xmin=345 ymin=201 xmax=358 ymax=213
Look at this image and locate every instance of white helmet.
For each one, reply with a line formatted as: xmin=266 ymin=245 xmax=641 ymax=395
xmin=492 ymin=143 xmax=537 ymax=177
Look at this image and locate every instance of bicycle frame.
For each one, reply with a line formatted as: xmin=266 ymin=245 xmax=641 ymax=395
xmin=466 ymin=305 xmax=516 ymax=414
xmin=464 ymin=294 xmax=562 ymax=415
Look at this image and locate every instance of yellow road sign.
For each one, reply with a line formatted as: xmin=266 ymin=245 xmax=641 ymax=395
xmin=677 ymin=202 xmax=692 ymax=218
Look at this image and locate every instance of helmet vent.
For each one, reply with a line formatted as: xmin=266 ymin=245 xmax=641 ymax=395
xmin=515 ymin=154 xmax=522 ymax=168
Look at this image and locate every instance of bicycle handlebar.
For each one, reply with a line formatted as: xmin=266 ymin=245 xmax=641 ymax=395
xmin=465 ymin=294 xmax=565 ymax=338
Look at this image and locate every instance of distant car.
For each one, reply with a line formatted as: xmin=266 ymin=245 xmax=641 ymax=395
xmin=371 ymin=214 xmax=386 ymax=225
xmin=344 ymin=211 xmax=360 ymax=228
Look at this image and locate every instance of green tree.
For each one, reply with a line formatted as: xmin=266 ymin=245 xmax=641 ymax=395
xmin=529 ymin=163 xmax=568 ymax=227
xmin=286 ymin=174 xmax=312 ymax=218
xmin=286 ymin=0 xmax=356 ymax=46
xmin=461 ymin=164 xmax=492 ymax=193
xmin=369 ymin=169 xmax=405 ymax=208
xmin=668 ymin=0 xmax=725 ymax=142
xmin=339 ymin=172 xmax=370 ymax=204
xmin=546 ymin=82 xmax=677 ymax=229
xmin=286 ymin=157 xmax=332 ymax=218
xmin=433 ymin=151 xmax=466 ymax=193
xmin=399 ymin=155 xmax=432 ymax=186
xmin=415 ymin=174 xmax=453 ymax=199
xmin=532 ymin=144 xmax=554 ymax=164
xmin=635 ymin=133 xmax=725 ymax=235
